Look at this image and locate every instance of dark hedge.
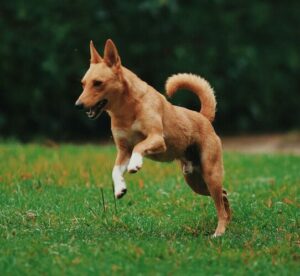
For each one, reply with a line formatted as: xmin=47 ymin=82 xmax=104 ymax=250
xmin=0 ymin=0 xmax=299 ymax=140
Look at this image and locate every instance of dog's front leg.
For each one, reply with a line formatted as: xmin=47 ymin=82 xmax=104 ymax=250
xmin=112 ymin=149 xmax=130 ymax=199
xmin=127 ymin=133 xmax=166 ymax=173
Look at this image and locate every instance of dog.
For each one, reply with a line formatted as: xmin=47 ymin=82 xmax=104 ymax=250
xmin=75 ymin=39 xmax=231 ymax=237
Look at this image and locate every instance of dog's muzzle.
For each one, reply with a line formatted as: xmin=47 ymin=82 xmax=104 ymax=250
xmin=85 ymin=99 xmax=108 ymax=120
xmin=75 ymin=99 xmax=108 ymax=120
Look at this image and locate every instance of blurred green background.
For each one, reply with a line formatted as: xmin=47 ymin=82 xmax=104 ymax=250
xmin=0 ymin=0 xmax=299 ymax=141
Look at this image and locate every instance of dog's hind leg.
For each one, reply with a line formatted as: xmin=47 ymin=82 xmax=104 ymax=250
xmin=181 ymin=161 xmax=231 ymax=217
xmin=182 ymin=160 xmax=231 ymax=237
xmin=200 ymin=138 xmax=231 ymax=237
xmin=181 ymin=144 xmax=210 ymax=195
xmin=181 ymin=161 xmax=210 ymax=196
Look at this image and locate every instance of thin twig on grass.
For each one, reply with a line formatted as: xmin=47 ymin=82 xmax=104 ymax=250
xmin=112 ymin=182 xmax=117 ymax=215
xmin=100 ymin=187 xmax=106 ymax=214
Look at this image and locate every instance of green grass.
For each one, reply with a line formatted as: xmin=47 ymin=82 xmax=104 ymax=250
xmin=0 ymin=143 xmax=299 ymax=275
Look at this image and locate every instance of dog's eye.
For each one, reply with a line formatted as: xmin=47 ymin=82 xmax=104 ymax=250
xmin=93 ymin=80 xmax=103 ymax=87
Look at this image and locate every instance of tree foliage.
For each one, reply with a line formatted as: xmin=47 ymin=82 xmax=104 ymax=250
xmin=0 ymin=0 xmax=299 ymax=140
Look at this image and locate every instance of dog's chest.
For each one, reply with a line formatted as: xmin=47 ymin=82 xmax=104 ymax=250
xmin=112 ymin=120 xmax=145 ymax=146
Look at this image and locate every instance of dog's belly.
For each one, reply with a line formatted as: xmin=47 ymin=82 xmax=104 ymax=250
xmin=146 ymin=153 xmax=175 ymax=162
xmin=146 ymin=144 xmax=181 ymax=162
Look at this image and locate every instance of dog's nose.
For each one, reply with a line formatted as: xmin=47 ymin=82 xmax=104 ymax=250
xmin=75 ymin=100 xmax=84 ymax=110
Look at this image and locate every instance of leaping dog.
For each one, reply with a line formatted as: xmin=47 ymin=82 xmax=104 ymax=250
xmin=75 ymin=39 xmax=231 ymax=237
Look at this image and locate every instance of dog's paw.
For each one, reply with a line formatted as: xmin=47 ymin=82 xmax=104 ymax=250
xmin=212 ymin=232 xmax=223 ymax=238
xmin=212 ymin=227 xmax=225 ymax=238
xmin=115 ymin=188 xmax=127 ymax=199
xmin=127 ymin=152 xmax=143 ymax=173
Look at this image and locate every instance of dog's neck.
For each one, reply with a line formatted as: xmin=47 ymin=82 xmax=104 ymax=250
xmin=107 ymin=66 xmax=148 ymax=120
xmin=122 ymin=67 xmax=148 ymax=98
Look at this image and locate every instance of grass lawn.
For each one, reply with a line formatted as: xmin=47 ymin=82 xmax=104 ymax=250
xmin=0 ymin=143 xmax=299 ymax=275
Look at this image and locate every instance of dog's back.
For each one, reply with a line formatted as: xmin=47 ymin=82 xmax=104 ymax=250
xmin=130 ymin=73 xmax=217 ymax=162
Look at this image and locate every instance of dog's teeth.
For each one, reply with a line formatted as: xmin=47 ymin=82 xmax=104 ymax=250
xmin=86 ymin=109 xmax=94 ymax=118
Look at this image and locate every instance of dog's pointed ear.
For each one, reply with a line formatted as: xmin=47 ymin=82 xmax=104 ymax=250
xmin=90 ymin=40 xmax=102 ymax=64
xmin=104 ymin=39 xmax=121 ymax=68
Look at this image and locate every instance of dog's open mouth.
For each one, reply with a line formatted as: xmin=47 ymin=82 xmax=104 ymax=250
xmin=86 ymin=99 xmax=108 ymax=120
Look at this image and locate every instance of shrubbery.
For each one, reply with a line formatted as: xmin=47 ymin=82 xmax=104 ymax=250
xmin=0 ymin=0 xmax=299 ymax=140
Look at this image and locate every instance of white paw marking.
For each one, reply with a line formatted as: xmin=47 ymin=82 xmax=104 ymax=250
xmin=182 ymin=161 xmax=193 ymax=174
xmin=127 ymin=152 xmax=143 ymax=173
xmin=212 ymin=230 xmax=225 ymax=238
xmin=112 ymin=163 xmax=128 ymax=199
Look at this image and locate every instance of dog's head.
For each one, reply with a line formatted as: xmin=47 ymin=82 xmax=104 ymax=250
xmin=75 ymin=39 xmax=125 ymax=119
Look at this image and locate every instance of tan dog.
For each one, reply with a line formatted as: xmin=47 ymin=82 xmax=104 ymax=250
xmin=75 ymin=39 xmax=231 ymax=237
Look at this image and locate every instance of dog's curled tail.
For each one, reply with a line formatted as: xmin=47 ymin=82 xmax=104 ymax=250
xmin=165 ymin=73 xmax=216 ymax=122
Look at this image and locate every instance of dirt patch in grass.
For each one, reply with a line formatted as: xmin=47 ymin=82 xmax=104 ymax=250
xmin=222 ymin=132 xmax=300 ymax=155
